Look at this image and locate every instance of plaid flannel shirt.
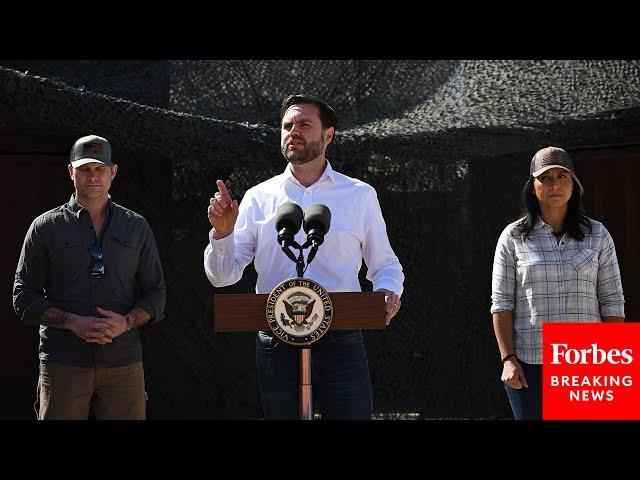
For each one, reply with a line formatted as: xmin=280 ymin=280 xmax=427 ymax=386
xmin=491 ymin=217 xmax=625 ymax=364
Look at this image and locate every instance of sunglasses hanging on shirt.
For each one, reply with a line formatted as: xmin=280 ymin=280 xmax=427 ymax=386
xmin=89 ymin=245 xmax=105 ymax=278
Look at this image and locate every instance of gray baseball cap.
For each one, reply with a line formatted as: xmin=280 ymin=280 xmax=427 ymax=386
xmin=70 ymin=135 xmax=113 ymax=167
xmin=530 ymin=146 xmax=583 ymax=195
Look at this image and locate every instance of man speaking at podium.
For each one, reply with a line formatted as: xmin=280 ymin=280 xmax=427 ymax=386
xmin=204 ymin=94 xmax=404 ymax=419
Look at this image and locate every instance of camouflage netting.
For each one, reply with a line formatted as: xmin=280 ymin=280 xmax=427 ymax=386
xmin=2 ymin=60 xmax=640 ymax=418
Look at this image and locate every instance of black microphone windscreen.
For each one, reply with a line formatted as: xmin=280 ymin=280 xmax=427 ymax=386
xmin=303 ymin=204 xmax=331 ymax=234
xmin=275 ymin=202 xmax=303 ymax=232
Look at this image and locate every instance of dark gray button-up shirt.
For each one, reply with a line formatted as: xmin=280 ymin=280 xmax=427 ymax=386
xmin=13 ymin=195 xmax=166 ymax=365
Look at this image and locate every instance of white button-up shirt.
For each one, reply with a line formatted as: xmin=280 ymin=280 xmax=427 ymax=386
xmin=204 ymin=161 xmax=404 ymax=297
xmin=491 ymin=216 xmax=625 ymax=364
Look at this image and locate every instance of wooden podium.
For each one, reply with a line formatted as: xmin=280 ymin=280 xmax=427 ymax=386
xmin=214 ymin=290 xmax=387 ymax=419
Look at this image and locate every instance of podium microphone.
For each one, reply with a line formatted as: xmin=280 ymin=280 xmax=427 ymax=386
xmin=303 ymin=204 xmax=331 ymax=265
xmin=275 ymin=202 xmax=303 ymax=264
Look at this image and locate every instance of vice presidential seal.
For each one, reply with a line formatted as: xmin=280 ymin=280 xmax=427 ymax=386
xmin=266 ymin=278 xmax=333 ymax=346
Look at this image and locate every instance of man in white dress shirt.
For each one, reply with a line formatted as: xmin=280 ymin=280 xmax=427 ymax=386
xmin=204 ymin=94 xmax=404 ymax=419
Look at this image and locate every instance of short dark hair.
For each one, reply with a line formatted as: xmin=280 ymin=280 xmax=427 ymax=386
xmin=517 ymin=176 xmax=591 ymax=241
xmin=280 ymin=94 xmax=337 ymax=131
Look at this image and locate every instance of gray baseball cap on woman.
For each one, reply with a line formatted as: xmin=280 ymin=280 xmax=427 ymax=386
xmin=530 ymin=146 xmax=584 ymax=196
xmin=70 ymin=135 xmax=113 ymax=167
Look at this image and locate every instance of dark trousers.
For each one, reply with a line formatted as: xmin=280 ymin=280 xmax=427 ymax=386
xmin=256 ymin=330 xmax=373 ymax=420
xmin=504 ymin=361 xmax=542 ymax=420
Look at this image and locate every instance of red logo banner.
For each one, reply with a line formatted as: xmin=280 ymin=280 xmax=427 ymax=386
xmin=543 ymin=323 xmax=640 ymax=420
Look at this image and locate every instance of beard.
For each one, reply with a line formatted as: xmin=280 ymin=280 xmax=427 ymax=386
xmin=281 ymin=134 xmax=325 ymax=165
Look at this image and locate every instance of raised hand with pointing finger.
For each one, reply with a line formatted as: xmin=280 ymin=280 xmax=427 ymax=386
xmin=208 ymin=179 xmax=239 ymax=239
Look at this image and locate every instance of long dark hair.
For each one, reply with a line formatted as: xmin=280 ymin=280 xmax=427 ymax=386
xmin=516 ymin=176 xmax=592 ymax=240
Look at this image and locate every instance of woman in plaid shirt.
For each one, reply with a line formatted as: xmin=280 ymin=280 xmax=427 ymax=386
xmin=491 ymin=146 xmax=625 ymax=420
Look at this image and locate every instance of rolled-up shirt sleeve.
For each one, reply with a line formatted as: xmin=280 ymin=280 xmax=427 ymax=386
xmin=204 ymin=192 xmax=257 ymax=288
xmin=133 ymin=220 xmax=166 ymax=323
xmin=13 ymin=218 xmax=54 ymax=327
xmin=491 ymin=226 xmax=516 ymax=314
xmin=361 ymin=187 xmax=404 ymax=296
xmin=597 ymin=227 xmax=625 ymax=318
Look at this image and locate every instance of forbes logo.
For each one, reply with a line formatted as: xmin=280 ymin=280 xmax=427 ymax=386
xmin=550 ymin=343 xmax=633 ymax=365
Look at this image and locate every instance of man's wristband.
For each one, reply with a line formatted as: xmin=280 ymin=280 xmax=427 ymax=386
xmin=125 ymin=314 xmax=133 ymax=332
xmin=501 ymin=353 xmax=517 ymax=364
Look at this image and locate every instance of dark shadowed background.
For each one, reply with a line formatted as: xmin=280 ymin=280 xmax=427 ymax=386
xmin=1 ymin=60 xmax=639 ymax=419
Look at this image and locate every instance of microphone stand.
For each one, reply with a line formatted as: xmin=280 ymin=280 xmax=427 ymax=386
xmin=280 ymin=242 xmax=305 ymax=278
xmin=281 ymin=240 xmax=316 ymax=420
xmin=295 ymin=247 xmax=305 ymax=279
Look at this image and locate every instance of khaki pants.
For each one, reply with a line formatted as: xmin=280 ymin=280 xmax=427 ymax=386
xmin=38 ymin=361 xmax=146 ymax=420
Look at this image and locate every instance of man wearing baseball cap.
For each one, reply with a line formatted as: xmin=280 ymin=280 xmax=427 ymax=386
xmin=13 ymin=134 xmax=166 ymax=420
xmin=70 ymin=134 xmax=113 ymax=167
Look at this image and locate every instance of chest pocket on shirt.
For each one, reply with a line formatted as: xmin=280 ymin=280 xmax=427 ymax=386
xmin=51 ymin=239 xmax=84 ymax=269
xmin=108 ymin=234 xmax=140 ymax=272
xmin=570 ymin=248 xmax=598 ymax=275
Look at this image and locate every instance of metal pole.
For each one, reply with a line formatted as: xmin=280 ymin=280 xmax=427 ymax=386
xmin=300 ymin=347 xmax=313 ymax=420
